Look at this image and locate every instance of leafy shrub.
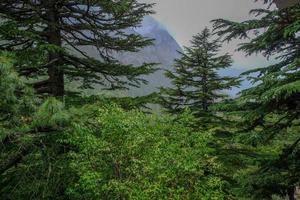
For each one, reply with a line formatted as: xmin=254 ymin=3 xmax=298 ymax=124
xmin=63 ymin=104 xmax=226 ymax=200
xmin=1 ymin=100 xmax=226 ymax=200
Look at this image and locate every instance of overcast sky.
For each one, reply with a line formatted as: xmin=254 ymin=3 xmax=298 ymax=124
xmin=141 ymin=0 xmax=275 ymax=70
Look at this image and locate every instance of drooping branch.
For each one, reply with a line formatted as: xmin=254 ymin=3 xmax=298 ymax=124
xmin=0 ymin=0 xmax=156 ymax=96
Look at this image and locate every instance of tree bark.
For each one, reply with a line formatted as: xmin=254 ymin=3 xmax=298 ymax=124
xmin=288 ymin=187 xmax=296 ymax=200
xmin=202 ymin=72 xmax=208 ymax=112
xmin=44 ymin=0 xmax=64 ymax=97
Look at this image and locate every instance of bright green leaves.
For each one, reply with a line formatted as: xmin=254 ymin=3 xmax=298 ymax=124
xmin=60 ymin=104 xmax=226 ymax=200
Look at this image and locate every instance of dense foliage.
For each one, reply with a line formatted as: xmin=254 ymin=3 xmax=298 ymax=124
xmin=212 ymin=1 xmax=300 ymax=199
xmin=1 ymin=0 xmax=299 ymax=199
xmin=0 ymin=52 xmax=36 ymax=127
xmin=0 ymin=63 xmax=226 ymax=199
xmin=0 ymin=0 xmax=156 ymax=97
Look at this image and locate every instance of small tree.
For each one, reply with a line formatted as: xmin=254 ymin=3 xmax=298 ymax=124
xmin=0 ymin=0 xmax=156 ymax=97
xmin=160 ymin=28 xmax=239 ymax=125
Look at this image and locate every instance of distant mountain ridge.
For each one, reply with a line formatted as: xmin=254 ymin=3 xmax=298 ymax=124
xmin=116 ymin=17 xmax=245 ymax=97
xmin=116 ymin=16 xmax=183 ymax=96
xmin=76 ymin=16 xmax=183 ymax=97
xmin=77 ymin=16 xmax=244 ymax=97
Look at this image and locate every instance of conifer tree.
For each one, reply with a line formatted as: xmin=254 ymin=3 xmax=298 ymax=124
xmin=0 ymin=52 xmax=36 ymax=126
xmin=160 ymin=28 xmax=239 ymax=125
xmin=213 ymin=1 xmax=300 ymax=199
xmin=0 ymin=0 xmax=155 ymax=97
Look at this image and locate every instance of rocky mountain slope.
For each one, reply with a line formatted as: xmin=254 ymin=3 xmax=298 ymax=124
xmin=117 ymin=16 xmax=182 ymax=96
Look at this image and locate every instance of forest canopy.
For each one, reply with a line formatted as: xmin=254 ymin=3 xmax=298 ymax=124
xmin=0 ymin=0 xmax=299 ymax=199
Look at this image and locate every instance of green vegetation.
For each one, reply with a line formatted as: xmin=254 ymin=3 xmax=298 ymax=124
xmin=160 ymin=28 xmax=239 ymax=127
xmin=0 ymin=60 xmax=225 ymax=199
xmin=0 ymin=0 xmax=299 ymax=199
xmin=0 ymin=0 xmax=156 ymax=97
xmin=212 ymin=1 xmax=300 ymax=199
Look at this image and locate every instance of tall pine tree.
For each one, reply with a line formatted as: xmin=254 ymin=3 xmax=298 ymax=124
xmin=213 ymin=1 xmax=300 ymax=199
xmin=0 ymin=0 xmax=155 ymax=97
xmin=160 ymin=28 xmax=239 ymax=125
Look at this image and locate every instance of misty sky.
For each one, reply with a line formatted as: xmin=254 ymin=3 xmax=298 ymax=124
xmin=141 ymin=0 xmax=275 ymax=70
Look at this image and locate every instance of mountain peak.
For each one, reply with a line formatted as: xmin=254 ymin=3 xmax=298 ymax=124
xmin=117 ymin=16 xmax=182 ymax=96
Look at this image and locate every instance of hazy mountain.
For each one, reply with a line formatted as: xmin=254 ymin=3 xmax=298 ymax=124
xmin=117 ymin=16 xmax=183 ymax=96
xmin=76 ymin=16 xmax=246 ymax=97
xmin=117 ymin=16 xmax=247 ymax=97
xmin=75 ymin=16 xmax=182 ymax=97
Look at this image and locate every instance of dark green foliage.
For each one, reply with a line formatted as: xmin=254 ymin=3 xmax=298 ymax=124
xmin=0 ymin=98 xmax=227 ymax=199
xmin=212 ymin=1 xmax=300 ymax=199
xmin=0 ymin=0 xmax=156 ymax=97
xmin=0 ymin=54 xmax=225 ymax=199
xmin=160 ymin=28 xmax=239 ymax=126
xmin=0 ymin=52 xmax=36 ymax=127
xmin=1 ymin=0 xmax=300 ymax=199
xmin=32 ymin=97 xmax=70 ymax=131
xmin=65 ymin=93 xmax=159 ymax=112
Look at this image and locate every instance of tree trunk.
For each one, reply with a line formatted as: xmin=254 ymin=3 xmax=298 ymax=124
xmin=202 ymin=73 xmax=208 ymax=112
xmin=198 ymin=54 xmax=209 ymax=112
xmin=288 ymin=187 xmax=296 ymax=200
xmin=48 ymin=65 xmax=64 ymax=97
xmin=44 ymin=0 xmax=64 ymax=97
xmin=295 ymin=187 xmax=300 ymax=200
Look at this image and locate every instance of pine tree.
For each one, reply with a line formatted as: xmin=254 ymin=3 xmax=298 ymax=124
xmin=0 ymin=52 xmax=36 ymax=126
xmin=0 ymin=0 xmax=155 ymax=97
xmin=213 ymin=1 xmax=300 ymax=199
xmin=160 ymin=28 xmax=239 ymax=125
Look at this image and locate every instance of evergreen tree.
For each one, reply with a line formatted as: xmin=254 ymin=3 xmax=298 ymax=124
xmin=0 ymin=0 xmax=155 ymax=97
xmin=160 ymin=28 xmax=239 ymax=125
xmin=213 ymin=1 xmax=300 ymax=199
xmin=0 ymin=52 xmax=36 ymax=127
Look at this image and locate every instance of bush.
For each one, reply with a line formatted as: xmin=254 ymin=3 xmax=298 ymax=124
xmin=63 ymin=104 xmax=226 ymax=200
xmin=1 ymin=100 xmax=226 ymax=200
